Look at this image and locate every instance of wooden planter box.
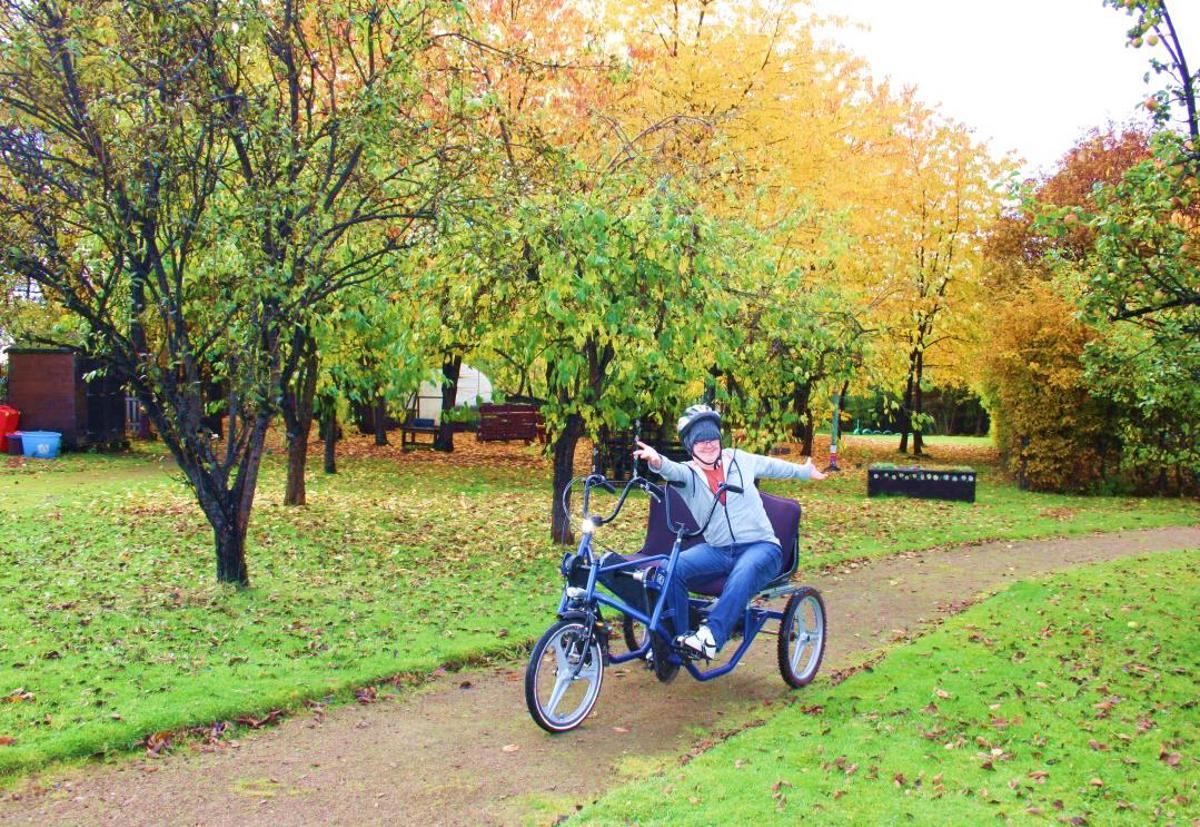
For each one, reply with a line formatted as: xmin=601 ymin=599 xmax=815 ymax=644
xmin=867 ymin=465 xmax=976 ymax=503
xmin=477 ymin=403 xmax=542 ymax=443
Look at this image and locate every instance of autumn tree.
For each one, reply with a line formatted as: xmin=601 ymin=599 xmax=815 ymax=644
xmin=981 ymin=128 xmax=1153 ymax=489
xmin=204 ymin=2 xmax=472 ymax=507
xmin=1024 ymin=0 xmax=1200 ymax=492
xmin=858 ymin=108 xmax=1002 ymax=456
xmin=0 ymin=1 xmax=463 ymax=583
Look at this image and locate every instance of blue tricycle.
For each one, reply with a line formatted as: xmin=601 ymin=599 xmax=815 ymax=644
xmin=525 ymin=470 xmax=827 ymax=733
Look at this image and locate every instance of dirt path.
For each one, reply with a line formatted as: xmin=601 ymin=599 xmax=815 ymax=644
xmin=3 ymin=526 xmax=1198 ymax=826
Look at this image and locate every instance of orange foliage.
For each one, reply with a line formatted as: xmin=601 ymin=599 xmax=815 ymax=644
xmin=980 ymin=283 xmax=1120 ymax=493
xmin=986 ymin=128 xmax=1152 ymax=282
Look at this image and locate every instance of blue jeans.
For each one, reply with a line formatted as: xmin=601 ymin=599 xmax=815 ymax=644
xmin=667 ymin=541 xmax=782 ymax=649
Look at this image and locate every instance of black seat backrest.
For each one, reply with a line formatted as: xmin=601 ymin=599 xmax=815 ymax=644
xmin=637 ymin=485 xmax=802 ymax=579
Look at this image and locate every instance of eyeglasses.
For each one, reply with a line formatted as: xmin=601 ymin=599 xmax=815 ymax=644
xmin=692 ymin=438 xmax=721 ymax=449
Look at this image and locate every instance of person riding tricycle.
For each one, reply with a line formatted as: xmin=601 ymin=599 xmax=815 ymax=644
xmin=525 ymin=405 xmax=828 ymax=733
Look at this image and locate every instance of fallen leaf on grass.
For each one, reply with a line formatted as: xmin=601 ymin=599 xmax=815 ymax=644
xmin=355 ymin=687 xmax=378 ymax=704
xmin=143 ymin=730 xmax=173 ymax=757
xmin=236 ymin=710 xmax=283 ymax=729
xmin=1160 ymin=751 xmax=1182 ymax=767
xmin=612 ymin=726 xmax=629 ymax=734
xmin=0 ymin=736 xmax=16 ymax=746
xmin=502 ymin=744 xmax=520 ymax=753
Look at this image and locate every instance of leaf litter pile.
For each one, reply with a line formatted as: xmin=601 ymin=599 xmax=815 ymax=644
xmin=575 ymin=551 xmax=1200 ymax=825
xmin=0 ymin=434 xmax=1195 ymax=781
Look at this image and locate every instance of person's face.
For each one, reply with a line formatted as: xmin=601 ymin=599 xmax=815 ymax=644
xmin=692 ymin=438 xmax=721 ymax=464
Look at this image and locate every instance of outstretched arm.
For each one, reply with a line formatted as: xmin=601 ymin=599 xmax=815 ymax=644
xmin=753 ymin=452 xmax=827 ymax=481
xmin=633 ymin=440 xmax=690 ymax=482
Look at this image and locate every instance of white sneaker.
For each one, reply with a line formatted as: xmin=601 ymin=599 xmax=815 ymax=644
xmin=676 ymin=624 xmax=718 ymax=659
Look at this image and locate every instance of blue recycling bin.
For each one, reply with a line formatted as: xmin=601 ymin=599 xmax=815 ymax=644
xmin=20 ymin=431 xmax=62 ymax=459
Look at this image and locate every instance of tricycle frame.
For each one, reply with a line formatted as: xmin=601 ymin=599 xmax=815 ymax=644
xmin=558 ymin=529 xmax=806 ymax=682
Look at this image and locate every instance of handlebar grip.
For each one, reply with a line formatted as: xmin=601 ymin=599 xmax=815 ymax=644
xmin=598 ymin=479 xmax=616 ymax=494
xmin=721 ymin=484 xmax=744 ymax=495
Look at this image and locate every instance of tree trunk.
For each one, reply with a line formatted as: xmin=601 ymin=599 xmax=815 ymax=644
xmin=283 ymin=343 xmax=319 ymax=506
xmin=912 ymin=351 xmax=925 ymax=456
xmin=373 ymin=395 xmax=388 ymax=446
xmin=126 ymin=359 xmax=270 ymax=588
xmin=899 ymin=351 xmax=917 ymax=454
xmin=791 ymin=383 xmax=814 ymax=455
xmin=216 ymin=523 xmax=249 ymax=584
xmin=284 ymin=435 xmax=310 ymax=505
xmin=322 ymin=401 xmax=338 ymax=474
xmin=183 ymin=410 xmax=270 ymax=587
xmin=434 ymin=355 xmax=462 ymax=453
xmin=551 ymin=413 xmax=585 ymax=545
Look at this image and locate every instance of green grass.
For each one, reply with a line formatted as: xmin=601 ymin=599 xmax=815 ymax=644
xmin=770 ymin=449 xmax=1198 ymax=574
xmin=0 ymin=441 xmax=1195 ymax=780
xmin=574 ymin=550 xmax=1200 ymax=825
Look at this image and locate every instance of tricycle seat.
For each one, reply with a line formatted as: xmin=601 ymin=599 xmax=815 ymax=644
xmin=632 ymin=486 xmax=801 ymax=597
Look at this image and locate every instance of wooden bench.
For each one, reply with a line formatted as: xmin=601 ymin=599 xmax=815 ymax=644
xmin=400 ymin=416 xmax=438 ymax=451
xmin=477 ymin=403 xmax=543 ymax=443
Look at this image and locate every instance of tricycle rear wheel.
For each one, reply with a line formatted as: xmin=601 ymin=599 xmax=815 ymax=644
xmin=525 ymin=619 xmax=605 ymax=732
xmin=778 ymin=586 xmax=826 ymax=688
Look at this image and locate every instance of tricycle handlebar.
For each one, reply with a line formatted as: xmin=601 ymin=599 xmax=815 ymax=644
xmin=578 ymin=473 xmax=742 ymax=541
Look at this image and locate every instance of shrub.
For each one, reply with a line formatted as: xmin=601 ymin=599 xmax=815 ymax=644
xmin=981 ymin=283 xmax=1121 ymax=492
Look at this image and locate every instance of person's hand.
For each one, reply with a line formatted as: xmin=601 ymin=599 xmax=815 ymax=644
xmin=803 ymin=457 xmax=827 ymax=481
xmin=632 ymin=439 xmax=663 ymax=470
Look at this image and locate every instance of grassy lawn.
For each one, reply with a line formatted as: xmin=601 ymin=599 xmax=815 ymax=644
xmin=574 ymin=550 xmax=1200 ymax=825
xmin=0 ymin=436 xmax=1195 ymax=780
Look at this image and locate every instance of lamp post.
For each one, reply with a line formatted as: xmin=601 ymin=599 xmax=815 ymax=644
xmin=827 ymin=392 xmax=842 ymax=472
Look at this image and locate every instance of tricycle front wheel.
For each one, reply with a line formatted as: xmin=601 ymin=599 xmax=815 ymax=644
xmin=778 ymin=586 xmax=827 ymax=688
xmin=525 ymin=619 xmax=605 ymax=733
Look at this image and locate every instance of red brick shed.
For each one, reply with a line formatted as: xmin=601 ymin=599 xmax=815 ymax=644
xmin=5 ymin=348 xmax=126 ymax=449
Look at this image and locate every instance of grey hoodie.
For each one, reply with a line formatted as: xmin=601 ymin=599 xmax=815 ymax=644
xmin=652 ymin=447 xmax=815 ymax=548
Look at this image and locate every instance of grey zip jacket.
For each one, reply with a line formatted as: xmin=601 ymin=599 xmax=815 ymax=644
xmin=651 ymin=448 xmax=815 ymax=548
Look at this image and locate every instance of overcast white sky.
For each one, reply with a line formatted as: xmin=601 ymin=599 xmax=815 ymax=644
xmin=807 ymin=0 xmax=1199 ymax=177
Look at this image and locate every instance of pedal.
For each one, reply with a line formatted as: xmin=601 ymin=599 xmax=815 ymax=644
xmin=670 ymin=640 xmax=712 ymax=663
